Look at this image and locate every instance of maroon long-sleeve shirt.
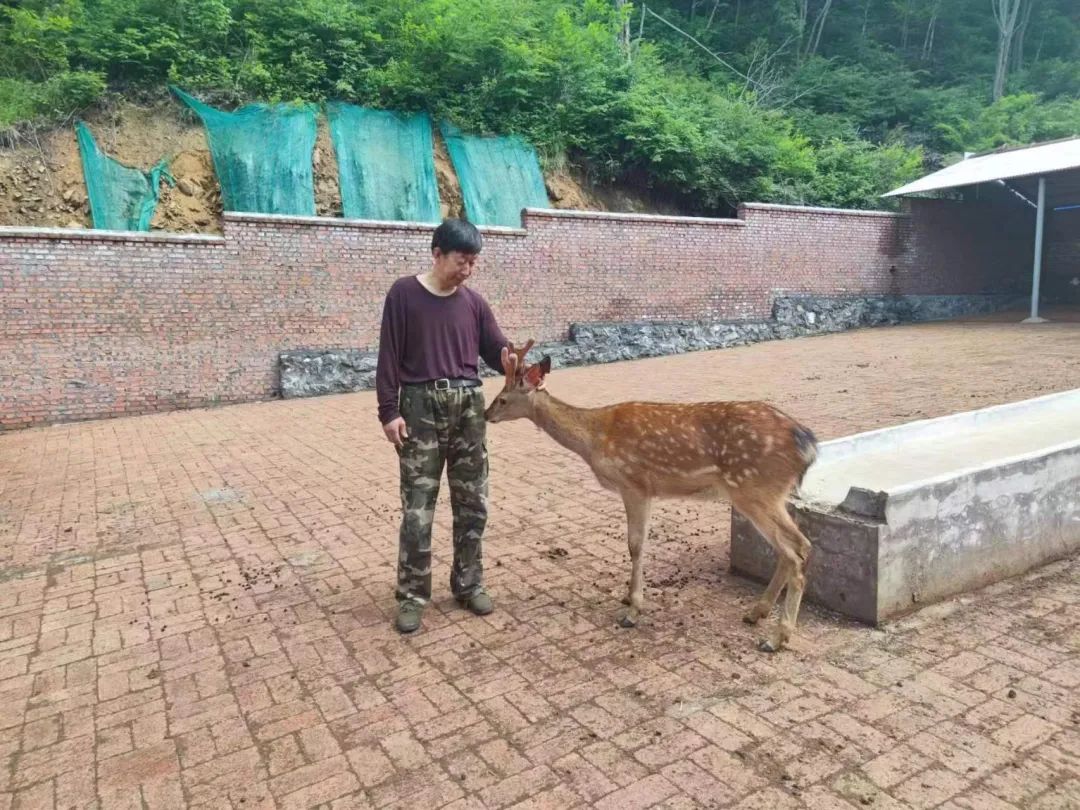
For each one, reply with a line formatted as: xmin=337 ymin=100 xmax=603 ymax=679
xmin=376 ymin=276 xmax=508 ymax=424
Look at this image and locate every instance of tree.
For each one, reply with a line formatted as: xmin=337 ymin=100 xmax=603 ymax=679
xmin=615 ymin=0 xmax=631 ymax=54
xmin=921 ymin=0 xmax=941 ymax=62
xmin=805 ymin=0 xmax=834 ymax=58
xmin=1011 ymin=0 xmax=1035 ymax=72
xmin=991 ymin=0 xmax=1027 ymax=100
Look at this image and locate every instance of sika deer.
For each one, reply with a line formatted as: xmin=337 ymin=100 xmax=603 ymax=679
xmin=485 ymin=341 xmax=818 ymax=652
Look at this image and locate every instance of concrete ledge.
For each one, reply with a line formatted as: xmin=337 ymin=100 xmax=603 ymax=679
xmin=523 ymin=208 xmax=746 ymax=226
xmin=731 ymin=388 xmax=1080 ymax=624
xmin=0 ymin=225 xmax=225 ymax=244
xmin=223 ymin=212 xmax=527 ymax=236
xmin=739 ymin=202 xmax=908 ymax=219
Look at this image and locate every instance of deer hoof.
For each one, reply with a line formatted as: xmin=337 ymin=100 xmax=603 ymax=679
xmin=742 ymin=610 xmax=762 ymax=626
xmin=617 ymin=609 xmax=638 ymax=628
xmin=757 ymin=637 xmax=781 ymax=654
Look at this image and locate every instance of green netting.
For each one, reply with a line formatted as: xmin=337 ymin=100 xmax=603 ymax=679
xmin=327 ymin=104 xmax=440 ymax=223
xmin=76 ymin=122 xmax=172 ymax=231
xmin=439 ymin=122 xmax=549 ymax=227
xmin=171 ymin=86 xmax=317 ymax=216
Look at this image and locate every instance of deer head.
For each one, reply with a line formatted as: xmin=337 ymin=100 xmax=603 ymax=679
xmin=485 ymin=339 xmax=551 ymax=423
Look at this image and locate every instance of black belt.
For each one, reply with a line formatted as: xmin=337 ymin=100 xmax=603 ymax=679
xmin=405 ymin=378 xmax=482 ymax=391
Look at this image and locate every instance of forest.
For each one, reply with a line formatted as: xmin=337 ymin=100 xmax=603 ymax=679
xmin=1 ymin=0 xmax=1078 ymax=212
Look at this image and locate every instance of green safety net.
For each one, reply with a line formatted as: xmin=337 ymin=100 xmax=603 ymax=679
xmin=171 ymin=86 xmax=317 ymax=216
xmin=327 ymin=104 xmax=440 ymax=223
xmin=76 ymin=122 xmax=173 ymax=231
xmin=439 ymin=122 xmax=549 ymax=227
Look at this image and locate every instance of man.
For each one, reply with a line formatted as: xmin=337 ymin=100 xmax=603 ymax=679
xmin=376 ymin=218 xmax=508 ymax=634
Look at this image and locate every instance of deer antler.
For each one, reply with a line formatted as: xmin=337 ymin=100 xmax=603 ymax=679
xmin=508 ymin=340 xmax=534 ymax=368
xmin=500 ymin=346 xmax=518 ymax=388
xmin=504 ymin=340 xmax=534 ymax=384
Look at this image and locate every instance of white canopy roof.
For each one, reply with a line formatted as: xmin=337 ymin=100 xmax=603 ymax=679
xmin=883 ymin=137 xmax=1080 ymax=198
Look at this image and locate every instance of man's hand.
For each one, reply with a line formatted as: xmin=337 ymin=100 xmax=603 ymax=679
xmin=383 ymin=417 xmax=408 ymax=448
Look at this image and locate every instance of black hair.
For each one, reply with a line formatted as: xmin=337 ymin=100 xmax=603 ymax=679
xmin=431 ymin=218 xmax=482 ymax=255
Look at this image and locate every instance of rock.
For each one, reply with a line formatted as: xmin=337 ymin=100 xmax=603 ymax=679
xmin=279 ymin=294 xmax=1021 ymax=400
xmin=280 ymin=350 xmax=380 ymax=398
xmin=176 ymin=178 xmax=197 ymax=197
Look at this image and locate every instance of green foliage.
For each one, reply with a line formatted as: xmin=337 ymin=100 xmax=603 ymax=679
xmin=810 ymin=138 xmax=924 ymax=210
xmin=0 ymin=0 xmax=1076 ymax=210
xmin=935 ymin=93 xmax=1080 ymax=154
xmin=0 ymin=1 xmax=79 ymax=80
xmin=0 ymin=79 xmax=40 ymax=127
xmin=613 ymin=53 xmax=818 ymax=209
xmin=0 ymin=71 xmax=105 ymax=127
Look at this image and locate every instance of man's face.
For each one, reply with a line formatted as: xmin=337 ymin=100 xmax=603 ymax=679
xmin=433 ymin=248 xmax=479 ymax=287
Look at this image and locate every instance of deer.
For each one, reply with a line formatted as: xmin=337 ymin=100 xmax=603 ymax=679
xmin=485 ymin=340 xmax=819 ymax=652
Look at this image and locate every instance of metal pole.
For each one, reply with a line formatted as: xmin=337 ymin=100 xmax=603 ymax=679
xmin=1023 ymin=176 xmax=1048 ymax=323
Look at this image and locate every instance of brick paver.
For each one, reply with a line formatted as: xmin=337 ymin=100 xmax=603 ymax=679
xmin=2 ymin=314 xmax=1079 ymax=809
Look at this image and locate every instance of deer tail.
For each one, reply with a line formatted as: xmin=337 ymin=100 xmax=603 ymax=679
xmin=792 ymin=424 xmax=818 ymax=487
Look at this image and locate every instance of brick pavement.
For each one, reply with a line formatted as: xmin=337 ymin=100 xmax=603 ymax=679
xmin=1 ymin=315 xmax=1079 ymax=809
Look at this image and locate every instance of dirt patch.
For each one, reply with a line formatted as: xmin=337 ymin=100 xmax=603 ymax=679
xmin=546 ymin=164 xmax=684 ymax=216
xmin=586 ymin=179 xmax=685 ymax=216
xmin=1 ymin=99 xmax=674 ymax=233
xmin=0 ymin=125 xmax=92 ymax=229
xmin=546 ymin=167 xmax=604 ymax=211
xmin=433 ymin=130 xmax=464 ymax=220
xmin=313 ymin=116 xmax=342 ymax=218
xmin=151 ymin=147 xmax=219 ymax=232
xmin=0 ymin=101 xmax=221 ymax=232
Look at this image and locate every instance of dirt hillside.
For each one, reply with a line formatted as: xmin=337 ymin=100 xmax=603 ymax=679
xmin=0 ymin=100 xmax=676 ymax=234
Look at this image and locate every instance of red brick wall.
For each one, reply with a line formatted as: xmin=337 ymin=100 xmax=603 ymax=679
xmin=1046 ymin=210 xmax=1080 ymax=297
xmin=906 ymin=198 xmax=1035 ymax=295
xmin=0 ymin=202 xmax=1028 ymax=429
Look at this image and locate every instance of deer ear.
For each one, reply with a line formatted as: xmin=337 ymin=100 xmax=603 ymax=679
xmin=523 ymin=357 xmax=550 ymax=389
xmin=523 ymin=365 xmax=542 ymax=388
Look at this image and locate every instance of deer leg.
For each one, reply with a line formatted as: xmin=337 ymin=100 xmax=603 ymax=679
xmin=734 ymin=497 xmax=809 ymax=652
xmin=742 ymin=558 xmax=791 ymax=626
xmin=734 ymin=498 xmax=795 ymax=627
xmin=618 ymin=493 xmax=652 ymax=628
xmin=763 ymin=512 xmax=812 ymax=653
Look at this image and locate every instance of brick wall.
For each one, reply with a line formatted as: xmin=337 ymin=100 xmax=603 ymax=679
xmin=1046 ymin=210 xmax=1080 ymax=300
xmin=906 ymin=197 xmax=1035 ymax=296
xmin=0 ymin=201 xmax=1032 ymax=430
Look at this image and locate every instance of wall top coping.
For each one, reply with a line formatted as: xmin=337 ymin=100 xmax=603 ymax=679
xmin=739 ymin=202 xmax=908 ymax=219
xmin=0 ymin=202 xmax=912 ymax=245
xmin=522 ymin=207 xmax=746 ymax=226
xmin=222 ymin=211 xmax=528 ymax=236
xmin=0 ymin=225 xmax=226 ymax=244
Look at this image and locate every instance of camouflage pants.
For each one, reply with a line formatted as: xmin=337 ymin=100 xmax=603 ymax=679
xmin=396 ymin=385 xmax=488 ymax=603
